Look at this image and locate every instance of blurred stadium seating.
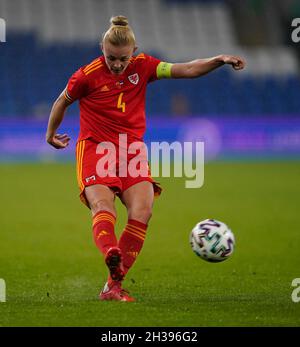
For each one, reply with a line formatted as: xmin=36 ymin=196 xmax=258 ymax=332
xmin=0 ymin=0 xmax=299 ymax=117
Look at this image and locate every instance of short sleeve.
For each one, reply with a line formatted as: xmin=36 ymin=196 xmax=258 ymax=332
xmin=65 ymin=69 xmax=89 ymax=102
xmin=145 ymin=55 xmax=161 ymax=83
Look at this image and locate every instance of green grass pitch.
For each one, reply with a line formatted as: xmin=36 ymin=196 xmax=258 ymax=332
xmin=0 ymin=162 xmax=300 ymax=326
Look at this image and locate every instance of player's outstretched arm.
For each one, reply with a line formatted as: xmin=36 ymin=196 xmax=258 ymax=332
xmin=46 ymin=88 xmax=71 ymax=149
xmin=170 ymin=55 xmax=245 ymax=79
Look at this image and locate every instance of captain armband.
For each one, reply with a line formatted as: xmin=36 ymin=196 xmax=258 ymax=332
xmin=156 ymin=62 xmax=173 ymax=79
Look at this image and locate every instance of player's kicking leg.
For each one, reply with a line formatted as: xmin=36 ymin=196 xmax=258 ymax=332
xmin=113 ymin=181 xmax=155 ymax=301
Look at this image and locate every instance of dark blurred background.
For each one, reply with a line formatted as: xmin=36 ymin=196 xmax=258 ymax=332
xmin=0 ymin=0 xmax=300 ymax=161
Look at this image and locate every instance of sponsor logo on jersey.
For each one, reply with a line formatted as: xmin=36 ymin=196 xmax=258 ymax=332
xmin=100 ymin=85 xmax=110 ymax=92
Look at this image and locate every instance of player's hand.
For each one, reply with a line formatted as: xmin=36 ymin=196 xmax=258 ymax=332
xmin=46 ymin=133 xmax=71 ymax=149
xmin=221 ymin=55 xmax=245 ymax=70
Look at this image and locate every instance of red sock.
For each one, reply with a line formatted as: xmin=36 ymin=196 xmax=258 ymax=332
xmin=92 ymin=210 xmax=117 ymax=256
xmin=118 ymin=219 xmax=147 ymax=275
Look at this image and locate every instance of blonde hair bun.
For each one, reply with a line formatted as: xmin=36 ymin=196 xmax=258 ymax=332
xmin=110 ymin=15 xmax=129 ymax=27
xmin=103 ymin=15 xmax=135 ymax=46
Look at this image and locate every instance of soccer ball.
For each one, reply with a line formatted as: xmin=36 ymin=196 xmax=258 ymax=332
xmin=190 ymin=219 xmax=235 ymax=262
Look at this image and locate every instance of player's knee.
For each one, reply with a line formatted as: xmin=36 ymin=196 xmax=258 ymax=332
xmin=89 ymin=198 xmax=115 ymax=215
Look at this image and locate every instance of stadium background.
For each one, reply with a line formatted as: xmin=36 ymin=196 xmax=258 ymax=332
xmin=0 ymin=0 xmax=300 ymax=327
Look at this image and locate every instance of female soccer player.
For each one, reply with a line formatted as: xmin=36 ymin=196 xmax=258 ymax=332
xmin=46 ymin=16 xmax=245 ymax=302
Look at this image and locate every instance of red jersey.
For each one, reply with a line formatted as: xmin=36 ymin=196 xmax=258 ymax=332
xmin=65 ymin=53 xmax=161 ymax=145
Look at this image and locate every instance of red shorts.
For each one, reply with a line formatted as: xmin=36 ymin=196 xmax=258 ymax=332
xmin=76 ymin=138 xmax=162 ymax=207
